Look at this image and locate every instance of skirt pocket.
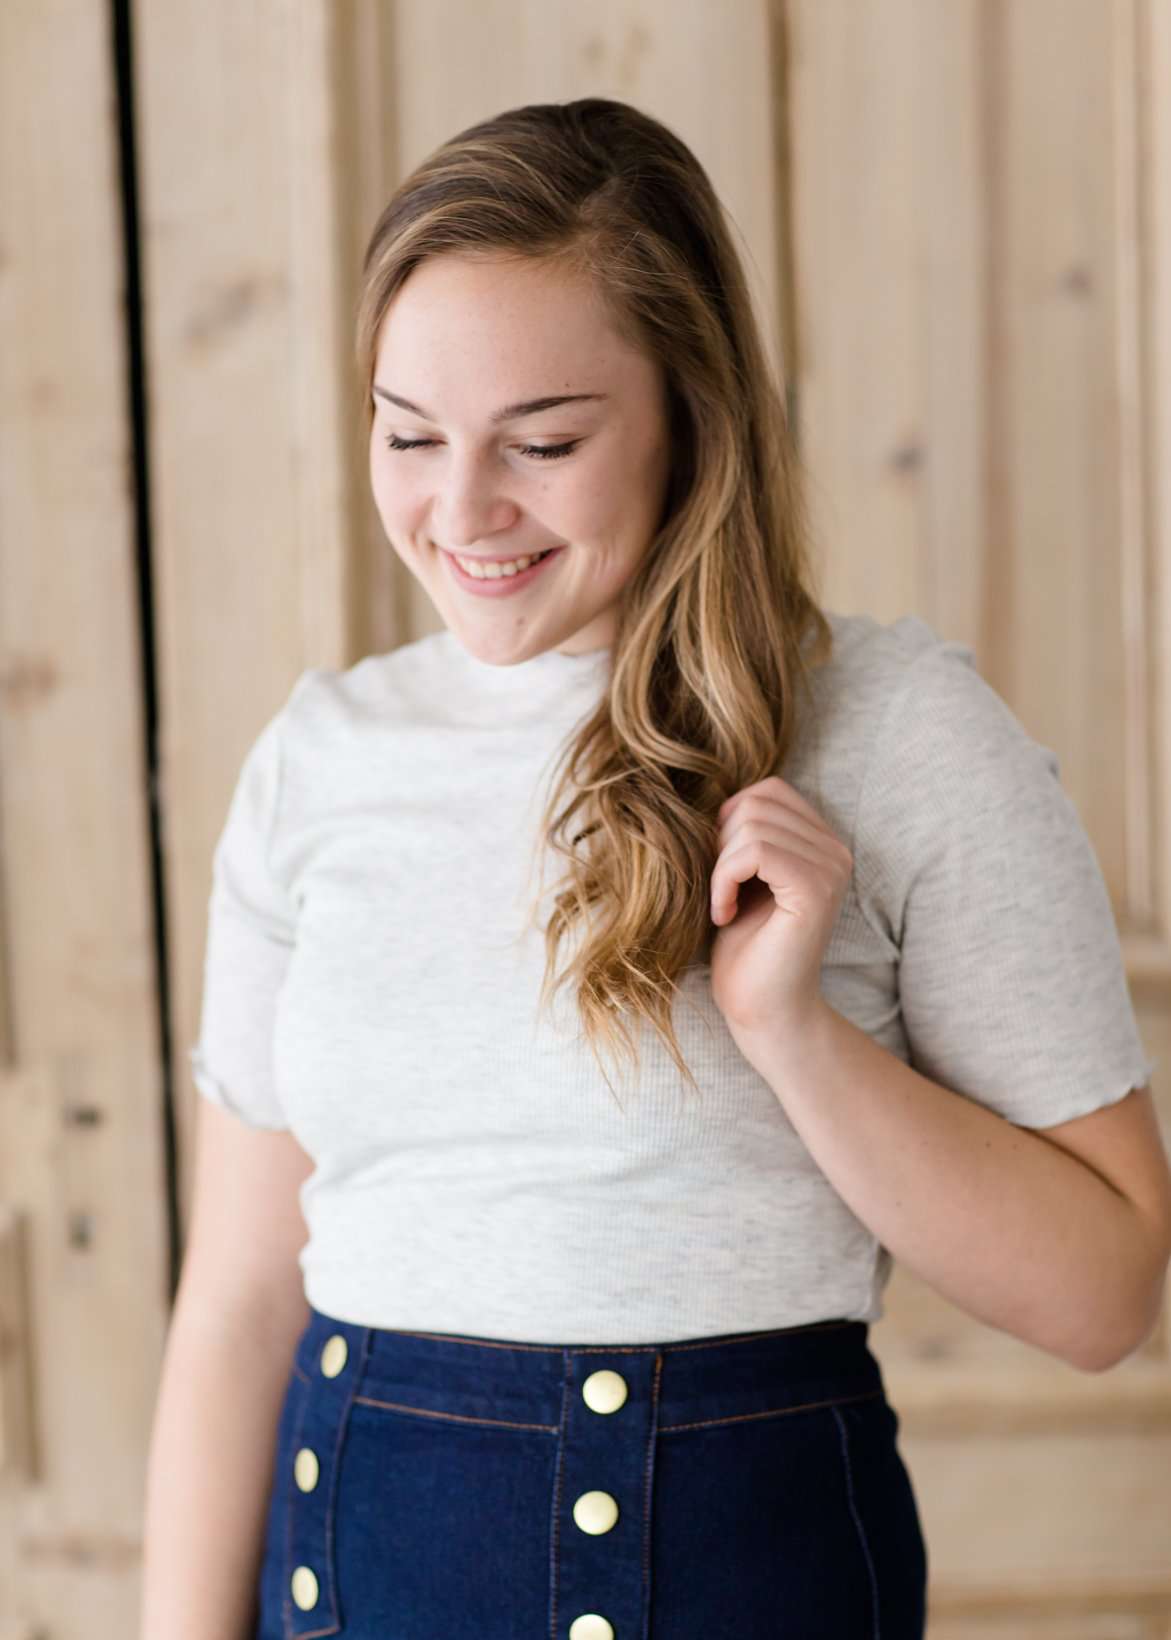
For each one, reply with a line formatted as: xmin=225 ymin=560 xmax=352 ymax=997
xmin=829 ymin=1395 xmax=929 ymax=1640
xmin=329 ymin=1393 xmax=558 ymax=1636
xmin=648 ymin=1390 xmax=894 ymax=1637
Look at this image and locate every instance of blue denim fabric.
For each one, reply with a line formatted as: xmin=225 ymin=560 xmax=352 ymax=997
xmin=254 ymin=1304 xmax=928 ymax=1638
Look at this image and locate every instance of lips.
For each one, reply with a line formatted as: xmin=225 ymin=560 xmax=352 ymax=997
xmin=441 ymin=543 xmax=566 ymax=597
xmin=441 ymin=545 xmax=564 ymax=563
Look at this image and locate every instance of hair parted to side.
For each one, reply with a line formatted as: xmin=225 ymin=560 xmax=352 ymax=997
xmin=355 ymin=97 xmax=834 ymax=1106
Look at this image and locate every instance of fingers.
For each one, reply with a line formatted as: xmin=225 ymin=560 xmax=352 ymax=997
xmin=719 ymin=800 xmax=832 ymax=856
xmin=719 ymin=787 xmax=852 ymax=869
xmin=718 ymin=775 xmax=827 ymax=832
xmin=718 ymin=827 xmax=833 ymax=876
xmin=713 ymin=779 xmax=853 ymax=925
xmin=712 ymin=832 xmax=848 ymax=923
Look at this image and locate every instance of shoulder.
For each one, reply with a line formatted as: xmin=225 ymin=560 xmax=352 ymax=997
xmin=792 ymin=611 xmax=1062 ymax=909
xmin=793 ymin=609 xmax=1002 ymax=804
xmin=263 ymin=632 xmax=461 ymax=828
xmin=809 ymin=609 xmax=1041 ymax=780
xmin=278 ymin=630 xmax=457 ymax=744
xmin=839 ymin=616 xmax=1069 ymax=917
xmin=857 ymin=618 xmax=1054 ymax=799
xmin=812 ymin=609 xmax=978 ymax=721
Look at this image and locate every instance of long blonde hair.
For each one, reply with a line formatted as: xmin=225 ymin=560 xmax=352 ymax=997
xmin=355 ymin=98 xmax=833 ymax=1103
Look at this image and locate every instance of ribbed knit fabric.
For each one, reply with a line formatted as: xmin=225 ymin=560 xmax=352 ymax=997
xmin=189 ymin=611 xmax=1156 ymax=1343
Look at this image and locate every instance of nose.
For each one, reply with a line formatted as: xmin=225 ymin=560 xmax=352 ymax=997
xmin=433 ymin=449 xmax=520 ymax=551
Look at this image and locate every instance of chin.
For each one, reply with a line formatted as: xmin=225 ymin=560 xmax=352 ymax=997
xmin=449 ymin=625 xmax=548 ymax=665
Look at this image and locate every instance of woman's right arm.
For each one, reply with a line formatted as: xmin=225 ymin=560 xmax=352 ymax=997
xmin=138 ymin=1099 xmax=314 ymax=1640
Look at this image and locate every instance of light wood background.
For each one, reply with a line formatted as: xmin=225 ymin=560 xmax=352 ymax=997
xmin=1 ymin=0 xmax=1169 ymax=1632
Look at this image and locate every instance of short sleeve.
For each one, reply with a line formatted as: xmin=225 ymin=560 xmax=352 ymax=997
xmin=854 ymin=640 xmax=1158 ymax=1129
xmin=187 ymin=707 xmax=297 ymax=1130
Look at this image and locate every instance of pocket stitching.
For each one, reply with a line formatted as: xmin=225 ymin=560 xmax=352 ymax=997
xmin=831 ymin=1402 xmax=882 ymax=1640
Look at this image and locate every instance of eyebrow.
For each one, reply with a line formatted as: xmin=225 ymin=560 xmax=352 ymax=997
xmin=371 ymin=385 xmax=610 ymax=424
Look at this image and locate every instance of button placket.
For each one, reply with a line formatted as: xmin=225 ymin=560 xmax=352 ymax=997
xmin=284 ymin=1323 xmax=367 ymax=1638
xmin=558 ymin=1356 xmax=656 ymax=1640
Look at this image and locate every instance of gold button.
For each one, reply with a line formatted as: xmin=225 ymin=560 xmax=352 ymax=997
xmin=582 ymin=1369 xmax=628 ymax=1414
xmin=320 ymin=1334 xmax=348 ymax=1377
xmin=290 ymin=1564 xmax=319 ymax=1609
xmin=572 ymin=1490 xmax=619 ymax=1535
xmin=569 ymin=1617 xmax=615 ymax=1640
xmin=293 ymin=1446 xmax=319 ymax=1491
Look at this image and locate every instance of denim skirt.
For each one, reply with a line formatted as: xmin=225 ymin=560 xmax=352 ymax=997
xmin=254 ymin=1303 xmax=928 ymax=1639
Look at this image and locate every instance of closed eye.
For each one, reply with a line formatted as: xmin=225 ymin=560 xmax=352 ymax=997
xmin=383 ymin=433 xmax=580 ymax=462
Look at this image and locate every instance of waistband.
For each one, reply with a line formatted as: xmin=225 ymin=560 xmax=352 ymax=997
xmin=293 ymin=1306 xmax=886 ymax=1431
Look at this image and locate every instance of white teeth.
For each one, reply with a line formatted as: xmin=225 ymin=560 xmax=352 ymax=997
xmin=453 ymin=550 xmax=550 ymax=579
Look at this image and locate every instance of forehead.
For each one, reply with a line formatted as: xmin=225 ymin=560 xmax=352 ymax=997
xmin=372 ymin=253 xmax=646 ymax=399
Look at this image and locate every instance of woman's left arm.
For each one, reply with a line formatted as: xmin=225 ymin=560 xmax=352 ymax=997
xmin=708 ymin=771 xmax=1171 ymax=1374
xmin=736 ymin=1002 xmax=1171 ymax=1374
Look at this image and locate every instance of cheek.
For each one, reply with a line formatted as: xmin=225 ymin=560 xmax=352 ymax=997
xmin=577 ymin=441 xmax=660 ymax=533
xmin=553 ymin=471 xmax=623 ymax=540
xmin=369 ymin=457 xmax=414 ymax=524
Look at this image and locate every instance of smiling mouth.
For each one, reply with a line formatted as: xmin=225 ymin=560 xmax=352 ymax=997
xmin=441 ymin=543 xmax=567 ymax=593
xmin=441 ymin=543 xmax=565 ymax=575
xmin=440 ymin=544 xmax=564 ymax=563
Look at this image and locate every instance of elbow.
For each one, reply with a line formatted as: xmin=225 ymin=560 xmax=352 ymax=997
xmin=1068 ymin=1249 xmax=1170 ymax=1375
xmin=1074 ymin=1327 xmax=1151 ymax=1375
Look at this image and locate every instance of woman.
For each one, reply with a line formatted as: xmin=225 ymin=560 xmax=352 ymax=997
xmin=142 ymin=98 xmax=1169 ymax=1639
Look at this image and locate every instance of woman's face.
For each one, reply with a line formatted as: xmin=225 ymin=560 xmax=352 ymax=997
xmin=368 ymin=252 xmax=673 ymax=663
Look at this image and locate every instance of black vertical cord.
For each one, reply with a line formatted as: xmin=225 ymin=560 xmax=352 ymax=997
xmin=109 ymin=0 xmax=183 ymax=1304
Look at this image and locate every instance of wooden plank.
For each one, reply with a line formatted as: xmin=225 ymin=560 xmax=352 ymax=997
xmin=787 ymin=0 xmax=987 ymax=623
xmin=885 ymin=1358 xmax=1171 ymax=1435
xmin=1139 ymin=0 xmax=1171 ymax=1007
xmin=995 ymin=0 xmax=1151 ymax=919
xmin=930 ymin=1611 xmax=1153 ymax=1637
xmin=0 ymin=0 xmax=169 ymax=1627
xmin=0 ymin=1195 xmax=36 ymax=1482
xmin=909 ymin=1429 xmax=1171 ymax=1602
xmin=132 ymin=0 xmax=357 ymax=1226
